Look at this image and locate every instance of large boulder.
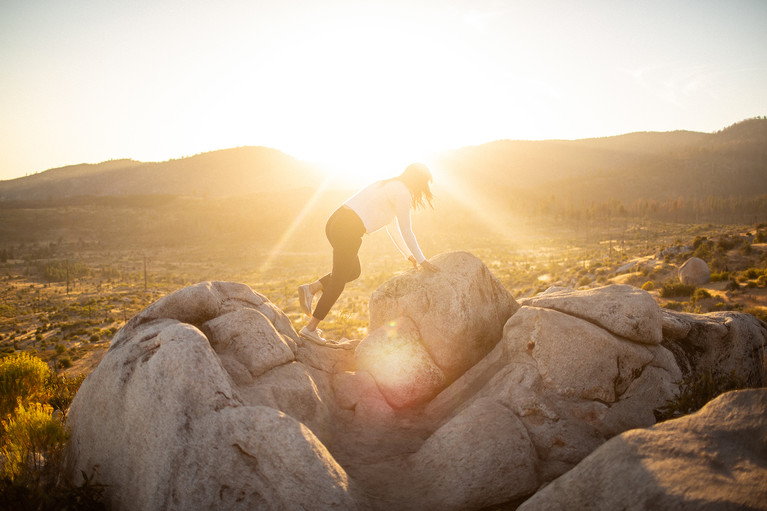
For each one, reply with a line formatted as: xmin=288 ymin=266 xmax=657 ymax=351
xmin=356 ymin=251 xmax=518 ymax=408
xmin=678 ymin=256 xmax=710 ymax=285
xmin=504 ymin=306 xmax=665 ymax=405
xmin=408 ymin=398 xmax=539 ymax=510
xmin=367 ymin=251 xmax=519 ymax=381
xmin=518 ymin=389 xmax=767 ymax=511
xmin=520 ymin=284 xmax=663 ymax=344
xmin=66 ymin=282 xmax=358 ymax=510
xmin=424 ymin=302 xmax=682 ymax=487
xmin=662 ymin=309 xmax=767 ymax=385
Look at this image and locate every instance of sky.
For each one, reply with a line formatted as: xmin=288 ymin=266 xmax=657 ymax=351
xmin=1 ymin=0 xmax=766 ymax=182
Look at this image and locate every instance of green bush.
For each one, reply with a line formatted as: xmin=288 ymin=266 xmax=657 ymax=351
xmin=692 ymin=288 xmax=712 ymax=301
xmin=692 ymin=236 xmax=707 ymax=249
xmin=717 ymin=236 xmax=739 ymax=251
xmin=45 ymin=373 xmax=86 ymax=414
xmin=660 ymin=281 xmax=697 ymax=298
xmin=692 ymin=237 xmax=712 ymax=259
xmin=641 ymin=281 xmax=655 ymax=291
xmin=710 ymin=271 xmax=729 ymax=282
xmin=1 ymin=402 xmax=68 ymax=483
xmin=0 ymin=353 xmax=98 ymax=510
xmin=0 ymin=353 xmax=49 ymax=419
xmin=726 ymin=279 xmax=740 ymax=291
xmin=0 ymin=401 xmax=104 ymax=510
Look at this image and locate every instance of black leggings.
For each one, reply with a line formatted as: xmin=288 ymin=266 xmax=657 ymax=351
xmin=313 ymin=207 xmax=366 ymax=321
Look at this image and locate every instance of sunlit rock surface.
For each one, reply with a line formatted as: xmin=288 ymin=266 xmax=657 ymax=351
xmin=66 ymin=254 xmax=767 ymax=511
xmin=518 ymin=389 xmax=767 ymax=511
xmin=520 ymin=284 xmax=663 ymax=344
xmin=368 ymin=251 xmax=519 ymax=382
xmin=678 ymin=256 xmax=711 ymax=285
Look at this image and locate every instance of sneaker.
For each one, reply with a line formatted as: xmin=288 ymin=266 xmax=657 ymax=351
xmin=298 ymin=285 xmax=313 ymax=316
xmin=299 ymin=326 xmax=327 ymax=345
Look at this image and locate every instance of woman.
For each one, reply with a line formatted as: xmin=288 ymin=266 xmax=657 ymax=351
xmin=297 ymin=162 xmax=440 ymax=344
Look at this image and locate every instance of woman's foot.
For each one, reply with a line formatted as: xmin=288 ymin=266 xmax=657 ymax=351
xmin=298 ymin=285 xmax=313 ymax=316
xmin=299 ymin=326 xmax=327 ymax=345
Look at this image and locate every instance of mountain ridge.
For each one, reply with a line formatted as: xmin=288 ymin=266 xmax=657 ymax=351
xmin=1 ymin=118 xmax=765 ymax=203
xmin=0 ymin=146 xmax=323 ymax=201
xmin=436 ymin=117 xmax=767 ymax=203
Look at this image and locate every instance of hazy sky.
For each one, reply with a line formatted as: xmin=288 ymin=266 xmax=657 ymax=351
xmin=1 ymin=0 xmax=766 ymax=181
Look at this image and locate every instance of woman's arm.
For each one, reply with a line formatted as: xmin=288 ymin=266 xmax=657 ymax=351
xmin=393 ymin=192 xmax=426 ymax=263
xmin=385 ymin=220 xmax=415 ymax=260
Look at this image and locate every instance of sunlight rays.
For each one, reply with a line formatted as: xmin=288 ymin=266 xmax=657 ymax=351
xmin=432 ymin=163 xmax=523 ymax=243
xmin=257 ymin=175 xmax=334 ymax=274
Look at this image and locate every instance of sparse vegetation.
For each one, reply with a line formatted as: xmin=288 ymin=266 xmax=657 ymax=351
xmin=655 ymin=370 xmax=747 ymax=422
xmin=0 ymin=352 xmax=101 ymax=510
xmin=659 ymin=281 xmax=697 ymax=298
xmin=1 ymin=401 xmax=68 ymax=483
xmin=0 ymin=353 xmax=49 ymax=419
xmin=692 ymin=288 xmax=712 ymax=302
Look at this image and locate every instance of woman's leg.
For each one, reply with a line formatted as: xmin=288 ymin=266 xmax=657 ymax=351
xmin=298 ymin=279 xmax=324 ymax=317
xmin=312 ymin=235 xmax=361 ymax=321
xmin=301 ymin=208 xmax=364 ymax=340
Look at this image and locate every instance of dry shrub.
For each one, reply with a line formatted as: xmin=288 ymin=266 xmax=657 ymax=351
xmin=0 ymin=353 xmax=49 ymax=419
xmin=1 ymin=401 xmax=68 ymax=483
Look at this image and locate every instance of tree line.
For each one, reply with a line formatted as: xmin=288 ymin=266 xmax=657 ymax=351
xmin=516 ymin=194 xmax=767 ymax=225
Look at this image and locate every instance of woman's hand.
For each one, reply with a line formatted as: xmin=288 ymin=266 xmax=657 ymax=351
xmin=419 ymin=260 xmax=441 ymax=272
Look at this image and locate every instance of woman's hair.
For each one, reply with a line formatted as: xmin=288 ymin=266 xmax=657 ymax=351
xmin=394 ymin=163 xmax=434 ymax=210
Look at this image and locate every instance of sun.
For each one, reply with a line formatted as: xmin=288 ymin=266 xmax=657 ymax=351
xmin=203 ymin=9 xmax=483 ymax=188
xmin=181 ymin=5 xmax=550 ymax=188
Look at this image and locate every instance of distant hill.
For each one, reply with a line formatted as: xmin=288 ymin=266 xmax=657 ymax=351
xmin=436 ymin=117 xmax=767 ymax=206
xmin=1 ymin=118 xmax=765 ymax=206
xmin=0 ymin=147 xmax=324 ymax=201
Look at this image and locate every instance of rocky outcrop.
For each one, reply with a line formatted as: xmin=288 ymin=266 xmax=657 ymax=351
xmin=66 ymin=254 xmax=767 ymax=511
xmin=418 ymin=285 xmax=682 ymax=496
xmin=65 ymin=282 xmax=356 ymax=510
xmin=678 ymin=256 xmax=710 ymax=285
xmin=353 ymin=251 xmax=519 ymax=408
xmin=368 ymin=251 xmax=519 ymax=382
xmin=662 ymin=308 xmax=767 ymax=385
xmin=520 ymin=284 xmax=663 ymax=344
xmin=522 ymin=285 xmax=663 ymax=344
xmin=518 ymin=388 xmax=767 ymax=511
